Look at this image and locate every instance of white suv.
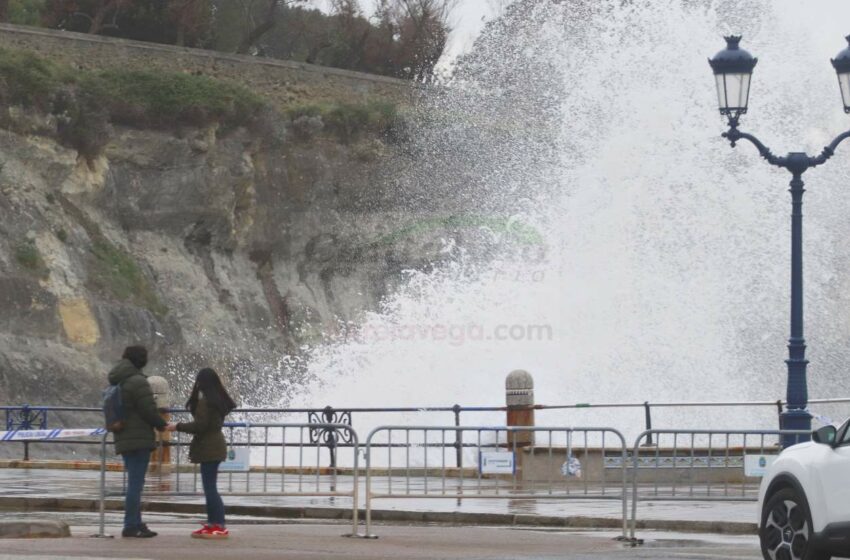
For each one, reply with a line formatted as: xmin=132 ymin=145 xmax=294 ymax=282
xmin=758 ymin=421 xmax=850 ymax=560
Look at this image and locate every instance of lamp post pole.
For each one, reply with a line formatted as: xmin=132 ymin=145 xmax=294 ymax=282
xmin=710 ymin=36 xmax=850 ymax=446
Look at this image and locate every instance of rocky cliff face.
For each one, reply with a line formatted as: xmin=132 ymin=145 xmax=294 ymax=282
xmin=0 ymin=106 xmax=453 ymax=409
xmin=0 ymin=20 xmax=562 ymax=415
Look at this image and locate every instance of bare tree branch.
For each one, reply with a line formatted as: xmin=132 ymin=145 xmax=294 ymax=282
xmin=88 ymin=0 xmax=129 ymax=35
xmin=387 ymin=0 xmax=454 ymax=82
xmin=171 ymin=0 xmax=207 ymax=47
xmin=236 ymin=0 xmax=279 ymax=54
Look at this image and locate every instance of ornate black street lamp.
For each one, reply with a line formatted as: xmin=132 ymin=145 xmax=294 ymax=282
xmin=709 ymin=36 xmax=850 ymax=446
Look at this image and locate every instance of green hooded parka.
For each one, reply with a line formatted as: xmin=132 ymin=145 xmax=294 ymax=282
xmin=107 ymin=359 xmax=166 ymax=455
xmin=177 ymin=397 xmax=227 ymax=464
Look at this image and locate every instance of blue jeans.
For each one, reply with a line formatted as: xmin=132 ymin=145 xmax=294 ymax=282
xmin=200 ymin=461 xmax=225 ymax=526
xmin=121 ymin=449 xmax=151 ymax=531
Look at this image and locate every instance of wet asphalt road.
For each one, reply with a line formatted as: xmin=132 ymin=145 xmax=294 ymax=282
xmin=507 ymin=528 xmax=762 ymax=560
xmin=0 ymin=520 xmax=763 ymax=560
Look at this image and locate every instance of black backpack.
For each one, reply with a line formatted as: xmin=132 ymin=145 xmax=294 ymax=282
xmin=102 ymin=383 xmax=126 ymax=433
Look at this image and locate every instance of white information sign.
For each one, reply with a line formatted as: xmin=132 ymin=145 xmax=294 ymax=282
xmin=744 ymin=454 xmax=777 ymax=477
xmin=480 ymin=451 xmax=515 ymax=475
xmin=221 ymin=448 xmax=250 ymax=472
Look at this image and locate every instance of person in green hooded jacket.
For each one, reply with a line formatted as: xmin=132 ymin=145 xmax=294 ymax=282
xmin=166 ymin=368 xmax=236 ymax=539
xmin=107 ymin=345 xmax=166 ymax=538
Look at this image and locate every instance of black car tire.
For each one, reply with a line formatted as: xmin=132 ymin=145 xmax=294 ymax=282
xmin=760 ymin=487 xmax=831 ymax=560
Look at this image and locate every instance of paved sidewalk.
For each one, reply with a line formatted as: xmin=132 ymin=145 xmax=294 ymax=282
xmin=0 ymin=522 xmax=762 ymax=560
xmin=0 ymin=468 xmax=759 ymax=533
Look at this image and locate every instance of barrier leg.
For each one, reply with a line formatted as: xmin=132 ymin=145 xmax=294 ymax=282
xmin=363 ymin=447 xmax=377 ymax=539
xmin=628 ymin=435 xmax=644 ymax=546
xmin=364 ymin=492 xmax=376 ymax=538
xmin=93 ymin=434 xmax=113 ymax=538
xmin=343 ymin=436 xmax=360 ymax=538
xmin=352 ymin=466 xmax=359 ymax=536
xmin=621 ymin=446 xmax=628 ymax=540
xmin=349 ymin=483 xmax=360 ymax=537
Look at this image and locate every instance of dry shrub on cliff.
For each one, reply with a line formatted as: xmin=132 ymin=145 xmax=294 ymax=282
xmin=80 ymin=69 xmax=266 ymax=129
xmin=0 ymin=48 xmax=109 ymax=161
xmin=0 ymin=46 xmax=398 ymax=160
xmin=0 ymin=47 xmax=271 ymax=160
xmin=0 ymin=46 xmax=268 ymax=131
xmin=285 ymin=100 xmax=400 ymax=142
xmin=53 ymin=87 xmax=112 ymax=164
xmin=0 ymin=48 xmax=61 ymax=109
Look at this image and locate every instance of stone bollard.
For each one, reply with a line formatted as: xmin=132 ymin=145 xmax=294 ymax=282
xmin=147 ymin=376 xmax=171 ymax=476
xmin=506 ymin=370 xmax=535 ymax=449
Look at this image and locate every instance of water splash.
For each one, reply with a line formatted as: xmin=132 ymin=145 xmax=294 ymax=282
xmin=161 ymin=329 xmax=313 ymax=409
xmin=295 ymin=0 xmax=850 ymax=438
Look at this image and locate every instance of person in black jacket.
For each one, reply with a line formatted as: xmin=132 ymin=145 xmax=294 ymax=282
xmin=107 ymin=345 xmax=166 ymax=538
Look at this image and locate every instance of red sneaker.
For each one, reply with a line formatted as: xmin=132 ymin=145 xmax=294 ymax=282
xmin=191 ymin=524 xmax=212 ymax=539
xmin=205 ymin=525 xmax=229 ymax=539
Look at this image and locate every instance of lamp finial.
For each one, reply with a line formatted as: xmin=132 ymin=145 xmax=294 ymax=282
xmin=724 ymin=35 xmax=743 ymax=50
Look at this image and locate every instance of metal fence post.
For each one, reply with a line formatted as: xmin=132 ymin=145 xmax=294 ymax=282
xmin=642 ymin=403 xmax=654 ymax=447
xmin=346 ymin=428 xmax=360 ymax=537
xmin=364 ymin=430 xmax=376 ymax=539
xmin=22 ymin=405 xmax=30 ymax=461
xmin=97 ymin=433 xmax=108 ymax=538
xmin=453 ymin=404 xmax=462 ymax=469
xmin=620 ymin=432 xmax=629 ymax=539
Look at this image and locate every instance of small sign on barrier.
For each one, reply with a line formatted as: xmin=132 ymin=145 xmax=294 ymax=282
xmin=221 ymin=448 xmax=250 ymax=472
xmin=744 ymin=454 xmax=777 ymax=477
xmin=479 ymin=451 xmax=515 ymax=475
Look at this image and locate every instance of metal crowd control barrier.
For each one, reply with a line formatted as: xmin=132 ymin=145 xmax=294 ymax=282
xmin=0 ymin=428 xmax=114 ymax=538
xmin=628 ymin=428 xmax=811 ymax=541
xmin=5 ymin=396 xmax=850 ymax=461
xmin=363 ymin=425 xmax=629 ymax=539
xmin=98 ymin=423 xmax=361 ymax=537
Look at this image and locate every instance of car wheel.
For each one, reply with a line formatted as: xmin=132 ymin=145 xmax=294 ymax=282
xmin=760 ymin=488 xmax=830 ymax=560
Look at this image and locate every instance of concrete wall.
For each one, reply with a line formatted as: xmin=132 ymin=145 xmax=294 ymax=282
xmin=0 ymin=23 xmax=415 ymax=107
xmin=519 ymin=447 xmax=775 ymax=485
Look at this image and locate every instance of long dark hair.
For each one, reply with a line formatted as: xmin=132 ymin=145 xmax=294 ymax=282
xmin=186 ymin=368 xmax=236 ymax=417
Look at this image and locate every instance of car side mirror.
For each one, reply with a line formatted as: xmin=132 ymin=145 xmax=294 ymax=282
xmin=812 ymin=425 xmax=837 ymax=446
